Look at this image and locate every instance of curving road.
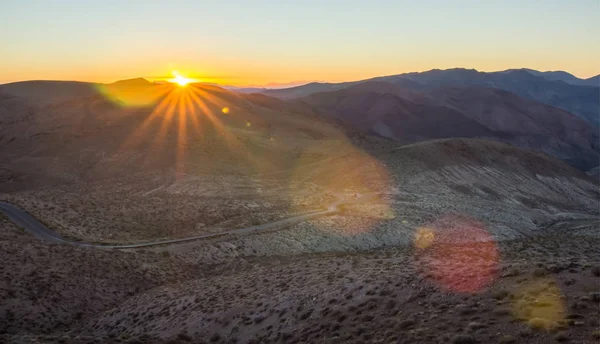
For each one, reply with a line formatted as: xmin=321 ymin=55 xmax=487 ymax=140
xmin=0 ymin=193 xmax=374 ymax=249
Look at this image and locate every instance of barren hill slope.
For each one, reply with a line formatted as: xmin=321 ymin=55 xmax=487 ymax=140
xmin=0 ymin=81 xmax=384 ymax=243
xmin=21 ymin=137 xmax=595 ymax=344
xmin=215 ymin=138 xmax=599 ymax=258
xmin=0 ymin=82 xmax=349 ymax=189
xmin=257 ymin=68 xmax=600 ymax=126
xmin=1 ymin=80 xmax=597 ymax=246
xmin=1 ymin=80 xmax=598 ymax=344
xmin=301 ymin=81 xmax=599 ymax=170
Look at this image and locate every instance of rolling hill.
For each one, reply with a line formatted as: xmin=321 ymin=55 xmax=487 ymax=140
xmin=509 ymin=68 xmax=599 ymax=87
xmin=300 ymin=81 xmax=599 ymax=170
xmin=260 ymin=68 xmax=600 ymax=126
xmin=0 ymin=80 xmax=389 ymax=243
xmin=1 ymin=78 xmax=599 ymax=344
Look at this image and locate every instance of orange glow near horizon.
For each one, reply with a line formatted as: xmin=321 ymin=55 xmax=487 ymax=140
xmin=1 ymin=2 xmax=599 ymax=86
xmin=3 ymin=57 xmax=598 ymax=87
xmin=114 ymin=80 xmax=260 ymax=180
xmin=168 ymin=71 xmax=196 ymax=87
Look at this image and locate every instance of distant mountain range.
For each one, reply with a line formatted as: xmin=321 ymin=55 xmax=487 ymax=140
xmin=243 ymin=68 xmax=599 ymax=126
xmin=299 ymin=81 xmax=598 ymax=170
xmin=0 ymin=68 xmax=598 ymax=176
xmin=509 ymin=68 xmax=599 ymax=87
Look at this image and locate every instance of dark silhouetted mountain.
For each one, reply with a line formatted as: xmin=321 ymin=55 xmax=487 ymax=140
xmin=583 ymin=75 xmax=600 ymax=87
xmin=261 ymin=82 xmax=359 ymax=99
xmin=300 ymin=81 xmax=599 ymax=170
xmin=507 ymin=68 xmax=600 ymax=87
xmin=224 ymin=86 xmax=268 ymax=94
xmin=0 ymin=80 xmax=98 ymax=105
xmin=259 ymin=68 xmax=600 ymax=126
xmin=2 ymin=76 xmax=597 ymax=175
xmin=375 ymin=69 xmax=599 ymax=125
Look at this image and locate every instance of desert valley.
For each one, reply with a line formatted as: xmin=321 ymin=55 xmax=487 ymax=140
xmin=0 ymin=66 xmax=599 ymax=343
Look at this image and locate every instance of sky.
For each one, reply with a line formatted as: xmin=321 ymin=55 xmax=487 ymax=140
xmin=1 ymin=0 xmax=599 ymax=85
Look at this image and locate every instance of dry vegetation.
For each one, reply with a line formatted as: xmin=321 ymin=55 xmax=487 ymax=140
xmin=1 ymin=154 xmax=598 ymax=343
xmin=0 ymin=214 xmax=201 ymax=338
xmin=0 ymin=176 xmax=339 ymax=243
xmin=1 ymin=81 xmax=598 ymax=343
xmin=3 ymin=221 xmax=599 ymax=343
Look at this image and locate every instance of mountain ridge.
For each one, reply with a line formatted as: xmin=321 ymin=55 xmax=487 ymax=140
xmin=256 ymin=68 xmax=600 ymax=125
xmin=300 ymin=80 xmax=599 ymax=170
xmin=2 ymin=75 xmax=598 ymax=173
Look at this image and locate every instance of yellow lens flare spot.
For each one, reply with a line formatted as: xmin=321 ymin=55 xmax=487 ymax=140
xmin=168 ymin=70 xmax=195 ymax=87
xmin=246 ymin=121 xmax=251 ymax=127
xmin=222 ymin=107 xmax=230 ymax=114
xmin=414 ymin=227 xmax=435 ymax=249
xmin=511 ymin=278 xmax=565 ymax=330
xmin=287 ymin=139 xmax=394 ymax=236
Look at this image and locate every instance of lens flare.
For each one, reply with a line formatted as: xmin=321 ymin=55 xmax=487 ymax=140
xmin=414 ymin=214 xmax=499 ymax=293
xmin=114 ymin=81 xmax=262 ymax=181
xmin=414 ymin=227 xmax=435 ymax=249
xmin=99 ymin=77 xmax=393 ymax=235
xmin=287 ymin=139 xmax=393 ymax=235
xmin=511 ymin=278 xmax=565 ymax=330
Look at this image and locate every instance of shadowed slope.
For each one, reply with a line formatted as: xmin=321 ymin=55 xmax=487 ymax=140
xmin=301 ymin=81 xmax=599 ymax=170
xmin=256 ymin=68 xmax=600 ymax=126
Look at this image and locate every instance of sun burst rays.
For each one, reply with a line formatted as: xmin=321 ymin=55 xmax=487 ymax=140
xmin=113 ymin=81 xmax=264 ymax=181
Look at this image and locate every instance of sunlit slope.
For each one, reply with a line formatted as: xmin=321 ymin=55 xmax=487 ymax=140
xmin=203 ymin=138 xmax=598 ymax=257
xmin=74 ymin=138 xmax=599 ymax=341
xmin=384 ymin=138 xmax=597 ymax=217
xmin=0 ymin=80 xmax=390 ymax=243
xmin=190 ymin=138 xmax=599 ymax=257
xmin=0 ymin=82 xmax=349 ymax=191
xmin=1 ymin=81 xmax=596 ymax=246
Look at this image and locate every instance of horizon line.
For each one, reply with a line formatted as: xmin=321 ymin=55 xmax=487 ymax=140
xmin=1 ymin=67 xmax=598 ymax=88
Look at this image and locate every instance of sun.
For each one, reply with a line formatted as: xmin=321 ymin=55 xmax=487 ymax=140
xmin=168 ymin=71 xmax=194 ymax=87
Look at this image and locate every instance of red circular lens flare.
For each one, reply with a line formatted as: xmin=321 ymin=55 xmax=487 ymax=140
xmin=414 ymin=215 xmax=499 ymax=293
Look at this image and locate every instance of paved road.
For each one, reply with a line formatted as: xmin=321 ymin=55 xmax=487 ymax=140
xmin=0 ymin=193 xmax=374 ymax=249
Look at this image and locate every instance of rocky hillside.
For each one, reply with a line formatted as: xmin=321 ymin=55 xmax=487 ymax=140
xmin=261 ymin=68 xmax=600 ymax=126
xmin=300 ymin=81 xmax=599 ymax=170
